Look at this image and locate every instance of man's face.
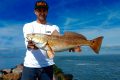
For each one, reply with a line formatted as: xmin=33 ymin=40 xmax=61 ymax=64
xmin=35 ymin=8 xmax=48 ymax=21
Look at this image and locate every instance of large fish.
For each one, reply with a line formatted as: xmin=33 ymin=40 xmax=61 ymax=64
xmin=26 ymin=31 xmax=103 ymax=58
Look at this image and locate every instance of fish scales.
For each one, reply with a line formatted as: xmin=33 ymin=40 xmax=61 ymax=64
xmin=26 ymin=32 xmax=103 ymax=54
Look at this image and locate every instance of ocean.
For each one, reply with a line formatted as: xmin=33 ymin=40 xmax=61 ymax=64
xmin=0 ymin=47 xmax=120 ymax=80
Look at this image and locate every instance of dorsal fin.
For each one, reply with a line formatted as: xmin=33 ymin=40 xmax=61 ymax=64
xmin=64 ymin=32 xmax=87 ymax=40
xmin=51 ymin=30 xmax=60 ymax=36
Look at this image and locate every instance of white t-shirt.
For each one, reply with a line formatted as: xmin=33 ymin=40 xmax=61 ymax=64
xmin=23 ymin=21 xmax=60 ymax=68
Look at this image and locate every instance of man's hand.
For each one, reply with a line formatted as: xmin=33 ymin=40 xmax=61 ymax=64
xmin=27 ymin=41 xmax=39 ymax=50
xmin=69 ymin=46 xmax=81 ymax=52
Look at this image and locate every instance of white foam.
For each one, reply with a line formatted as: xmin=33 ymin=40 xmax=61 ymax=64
xmin=76 ymin=63 xmax=99 ymax=66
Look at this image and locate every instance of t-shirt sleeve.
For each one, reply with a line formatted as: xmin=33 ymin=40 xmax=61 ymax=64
xmin=23 ymin=23 xmax=33 ymax=39
xmin=23 ymin=23 xmax=33 ymax=48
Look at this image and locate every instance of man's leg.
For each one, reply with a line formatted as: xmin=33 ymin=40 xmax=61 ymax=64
xmin=37 ymin=65 xmax=54 ymax=80
xmin=21 ymin=66 xmax=36 ymax=80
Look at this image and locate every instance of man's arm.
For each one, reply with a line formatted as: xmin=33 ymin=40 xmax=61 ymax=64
xmin=23 ymin=24 xmax=38 ymax=50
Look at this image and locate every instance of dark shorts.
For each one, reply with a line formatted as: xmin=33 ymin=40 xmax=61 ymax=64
xmin=21 ymin=65 xmax=54 ymax=80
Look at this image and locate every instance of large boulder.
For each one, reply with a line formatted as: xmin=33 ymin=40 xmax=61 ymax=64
xmin=0 ymin=64 xmax=23 ymax=80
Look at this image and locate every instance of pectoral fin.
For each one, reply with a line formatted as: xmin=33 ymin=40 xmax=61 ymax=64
xmin=35 ymin=42 xmax=47 ymax=49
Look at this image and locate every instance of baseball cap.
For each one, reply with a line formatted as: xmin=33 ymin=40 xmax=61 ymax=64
xmin=34 ymin=1 xmax=49 ymax=10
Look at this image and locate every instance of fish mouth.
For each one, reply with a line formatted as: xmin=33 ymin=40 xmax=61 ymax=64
xmin=26 ymin=36 xmax=32 ymax=41
xmin=26 ymin=34 xmax=35 ymax=41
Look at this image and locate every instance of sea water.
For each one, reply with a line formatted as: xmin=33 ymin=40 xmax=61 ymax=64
xmin=0 ymin=47 xmax=120 ymax=80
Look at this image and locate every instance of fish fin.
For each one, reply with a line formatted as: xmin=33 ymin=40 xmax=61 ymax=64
xmin=90 ymin=36 xmax=103 ymax=54
xmin=41 ymin=42 xmax=47 ymax=48
xmin=46 ymin=42 xmax=55 ymax=58
xmin=64 ymin=32 xmax=87 ymax=40
xmin=51 ymin=30 xmax=60 ymax=36
xmin=36 ymin=42 xmax=47 ymax=49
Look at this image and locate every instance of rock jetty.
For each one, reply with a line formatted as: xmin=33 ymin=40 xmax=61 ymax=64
xmin=0 ymin=64 xmax=73 ymax=80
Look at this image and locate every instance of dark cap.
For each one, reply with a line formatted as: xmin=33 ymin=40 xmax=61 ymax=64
xmin=34 ymin=1 xmax=49 ymax=10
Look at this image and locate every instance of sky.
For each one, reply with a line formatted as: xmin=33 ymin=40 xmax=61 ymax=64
xmin=0 ymin=0 xmax=120 ymax=49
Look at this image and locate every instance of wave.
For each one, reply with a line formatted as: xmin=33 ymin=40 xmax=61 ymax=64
xmin=76 ymin=63 xmax=99 ymax=66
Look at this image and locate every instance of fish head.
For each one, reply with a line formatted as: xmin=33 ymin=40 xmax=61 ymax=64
xmin=26 ymin=34 xmax=33 ymax=41
xmin=26 ymin=33 xmax=46 ymax=44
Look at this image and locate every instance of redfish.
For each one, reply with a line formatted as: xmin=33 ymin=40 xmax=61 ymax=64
xmin=26 ymin=31 xmax=103 ymax=58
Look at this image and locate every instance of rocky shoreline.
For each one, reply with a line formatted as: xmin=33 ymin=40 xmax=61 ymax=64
xmin=0 ymin=64 xmax=73 ymax=80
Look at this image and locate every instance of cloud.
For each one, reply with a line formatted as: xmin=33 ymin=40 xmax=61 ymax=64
xmin=99 ymin=11 xmax=120 ymax=27
xmin=0 ymin=21 xmax=25 ymax=48
xmin=63 ymin=27 xmax=120 ymax=47
xmin=64 ymin=17 xmax=79 ymax=26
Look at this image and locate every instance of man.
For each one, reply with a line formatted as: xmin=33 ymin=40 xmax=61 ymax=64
xmin=21 ymin=1 xmax=59 ymax=80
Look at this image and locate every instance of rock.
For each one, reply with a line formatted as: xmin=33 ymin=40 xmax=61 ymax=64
xmin=0 ymin=69 xmax=12 ymax=74
xmin=64 ymin=74 xmax=73 ymax=80
xmin=0 ymin=64 xmax=23 ymax=80
xmin=2 ymin=73 xmax=21 ymax=80
xmin=12 ymin=64 xmax=23 ymax=74
xmin=0 ymin=64 xmax=73 ymax=80
xmin=0 ymin=72 xmax=2 ymax=77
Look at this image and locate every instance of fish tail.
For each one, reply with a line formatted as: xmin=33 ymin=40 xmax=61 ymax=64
xmin=90 ymin=36 xmax=103 ymax=54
